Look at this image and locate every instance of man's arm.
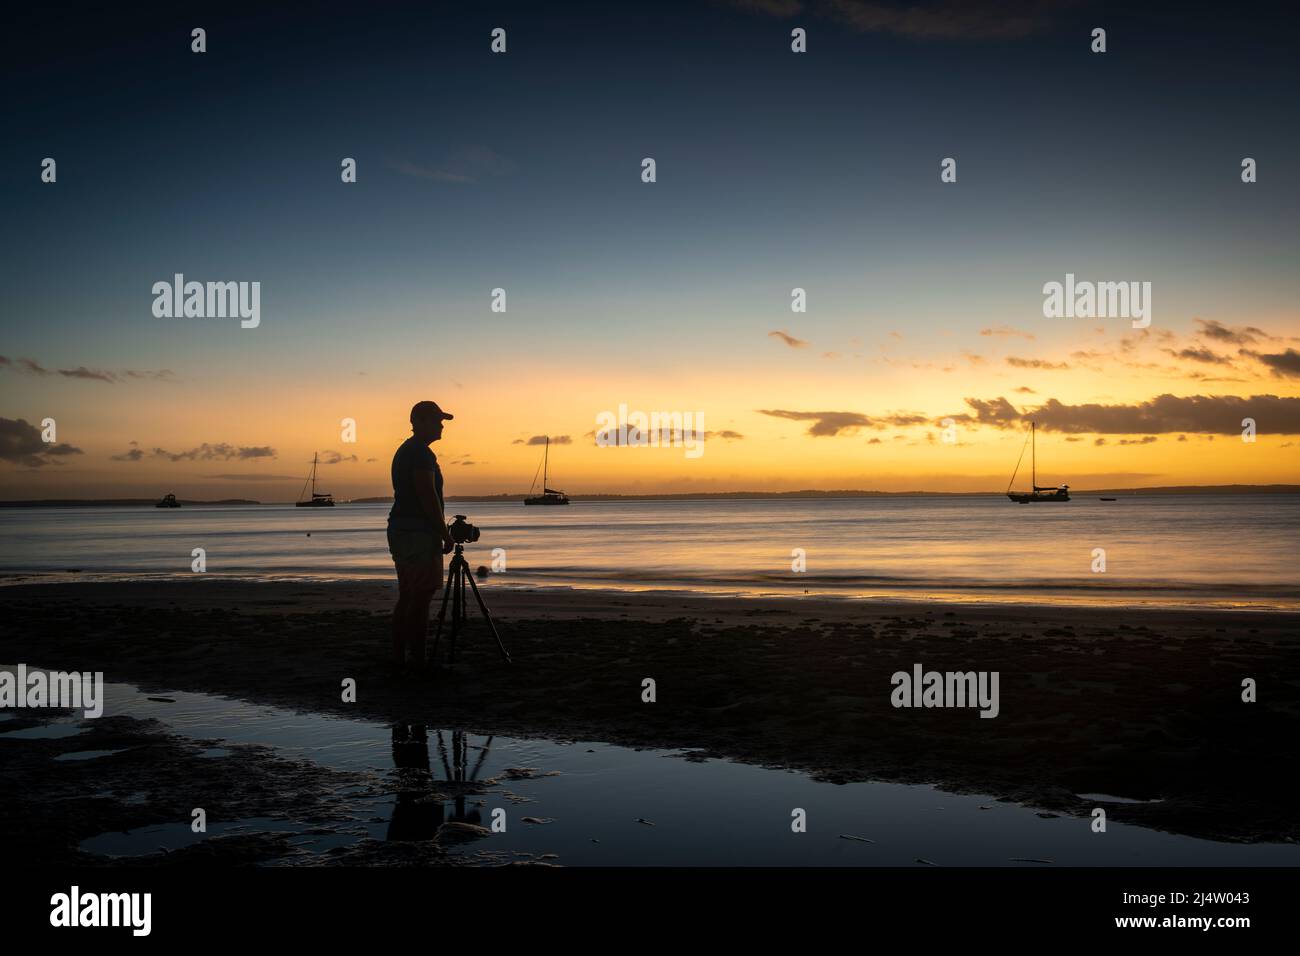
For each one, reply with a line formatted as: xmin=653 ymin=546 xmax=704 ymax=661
xmin=414 ymin=470 xmax=454 ymax=553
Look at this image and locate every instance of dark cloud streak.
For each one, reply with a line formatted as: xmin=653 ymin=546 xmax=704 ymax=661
xmin=0 ymin=417 xmax=84 ymax=468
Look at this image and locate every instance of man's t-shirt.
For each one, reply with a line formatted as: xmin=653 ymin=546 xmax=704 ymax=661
xmin=388 ymin=437 xmax=443 ymax=533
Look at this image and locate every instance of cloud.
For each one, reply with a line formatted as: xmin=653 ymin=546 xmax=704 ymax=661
xmin=1196 ymin=318 xmax=1267 ymax=346
xmin=947 ymin=397 xmax=1022 ymax=427
xmin=514 ymin=435 xmax=573 ymax=445
xmin=1070 ymin=349 xmax=1108 ymax=364
xmin=708 ymin=430 xmax=745 ymax=440
xmin=948 ymin=393 xmax=1300 ymax=435
xmin=1006 ymin=356 xmax=1069 ymax=370
xmin=58 ymin=366 xmax=116 ymax=382
xmin=1165 ymin=347 xmax=1231 ymax=365
xmin=758 ymin=408 xmax=925 ymax=436
xmin=391 ymin=146 xmax=515 ymax=185
xmin=319 ymin=450 xmax=359 ymax=464
xmin=392 ymin=160 xmax=474 ymax=184
xmin=0 ymin=417 xmax=84 ymax=468
xmin=112 ymin=448 xmax=145 ymax=462
xmin=759 ymin=408 xmax=871 ymax=437
xmin=0 ymin=356 xmax=174 ymax=383
xmin=724 ymin=0 xmax=803 ymax=15
xmin=202 ymin=473 xmax=302 ymax=481
xmin=729 ymin=0 xmax=1077 ymax=39
xmin=768 ymin=330 xmax=809 ymax=348
xmin=980 ymin=326 xmax=1036 ymax=341
xmin=1014 ymin=386 xmax=1036 ymax=394
xmin=823 ymin=0 xmax=1079 ymax=39
xmin=0 ymin=356 xmax=49 ymax=375
xmin=1245 ymin=348 xmax=1300 ymax=378
xmin=151 ymin=443 xmax=276 ymax=462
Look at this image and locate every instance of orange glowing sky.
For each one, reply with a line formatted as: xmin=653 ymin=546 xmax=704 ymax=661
xmin=5 ymin=309 xmax=1299 ymax=500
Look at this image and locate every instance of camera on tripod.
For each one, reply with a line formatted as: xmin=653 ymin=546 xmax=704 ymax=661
xmin=447 ymin=514 xmax=480 ymax=545
xmin=431 ymin=513 xmax=511 ymax=666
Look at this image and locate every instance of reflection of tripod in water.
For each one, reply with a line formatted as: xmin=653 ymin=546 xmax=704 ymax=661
xmin=388 ymin=724 xmax=494 ymax=839
xmin=430 ymin=543 xmax=512 ymax=666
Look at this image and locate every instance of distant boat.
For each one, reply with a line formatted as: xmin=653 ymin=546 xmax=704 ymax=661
xmin=524 ymin=436 xmax=569 ymax=506
xmin=1006 ymin=422 xmax=1070 ymax=503
xmin=1100 ymin=497 xmax=1117 ymax=501
xmin=155 ymin=493 xmax=181 ymax=508
xmin=295 ymin=453 xmax=335 ymax=507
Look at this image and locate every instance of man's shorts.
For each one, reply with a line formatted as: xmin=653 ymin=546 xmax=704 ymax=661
xmin=387 ymin=529 xmax=444 ymax=592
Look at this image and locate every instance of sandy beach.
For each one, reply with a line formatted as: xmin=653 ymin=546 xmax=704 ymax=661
xmin=2 ymin=579 xmax=1297 ymax=865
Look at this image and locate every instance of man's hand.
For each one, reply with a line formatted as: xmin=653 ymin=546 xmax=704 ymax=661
xmin=442 ymin=533 xmax=454 ymax=555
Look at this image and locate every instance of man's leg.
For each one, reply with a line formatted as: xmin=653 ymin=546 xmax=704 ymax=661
xmin=395 ymin=560 xmax=438 ymax=665
xmin=392 ymin=584 xmax=411 ymax=664
xmin=406 ymin=582 xmax=435 ymax=664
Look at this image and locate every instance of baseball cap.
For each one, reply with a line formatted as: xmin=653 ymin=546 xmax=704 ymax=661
xmin=410 ymin=400 xmax=454 ymax=422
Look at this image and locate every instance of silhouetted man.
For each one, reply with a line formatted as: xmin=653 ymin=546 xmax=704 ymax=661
xmin=388 ymin=400 xmax=456 ymax=668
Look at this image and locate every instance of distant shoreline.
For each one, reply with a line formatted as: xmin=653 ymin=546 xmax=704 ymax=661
xmin=2 ymin=484 xmax=1299 ymax=507
xmin=0 ymin=498 xmax=262 ymax=508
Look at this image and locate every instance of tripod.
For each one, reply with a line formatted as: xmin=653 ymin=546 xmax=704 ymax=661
xmin=429 ymin=543 xmax=512 ymax=666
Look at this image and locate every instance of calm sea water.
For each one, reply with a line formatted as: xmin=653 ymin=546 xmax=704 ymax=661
xmin=4 ymin=669 xmax=1293 ymax=865
xmin=2 ymin=496 xmax=1298 ymax=607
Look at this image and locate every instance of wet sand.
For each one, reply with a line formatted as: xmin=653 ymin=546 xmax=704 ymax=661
xmin=2 ymin=580 xmax=1298 ymax=858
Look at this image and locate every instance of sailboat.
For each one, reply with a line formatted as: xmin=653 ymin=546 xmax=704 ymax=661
xmin=524 ymin=436 xmax=569 ymax=506
xmin=1006 ymin=421 xmax=1070 ymax=503
xmin=295 ymin=452 xmax=335 ymax=507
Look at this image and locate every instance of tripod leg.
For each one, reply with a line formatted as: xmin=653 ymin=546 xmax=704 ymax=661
xmin=463 ymin=566 xmax=513 ymax=663
xmin=468 ymin=735 xmax=493 ymax=781
xmin=435 ymin=730 xmax=452 ymax=779
xmin=449 ymin=561 xmax=464 ymax=667
xmin=430 ymin=558 xmax=455 ymax=665
xmin=456 ymin=560 xmax=468 ymax=663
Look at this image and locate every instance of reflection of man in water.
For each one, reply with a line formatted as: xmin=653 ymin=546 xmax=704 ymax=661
xmin=387 ymin=724 xmax=487 ymax=842
xmin=388 ymin=723 xmax=443 ymax=841
xmin=387 ymin=401 xmax=456 ymax=668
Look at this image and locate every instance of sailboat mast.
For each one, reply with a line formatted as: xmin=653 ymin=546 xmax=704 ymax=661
xmin=1031 ymin=422 xmax=1036 ymax=488
xmin=311 ymin=452 xmax=318 ymax=495
xmin=543 ymin=436 xmax=549 ymax=488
